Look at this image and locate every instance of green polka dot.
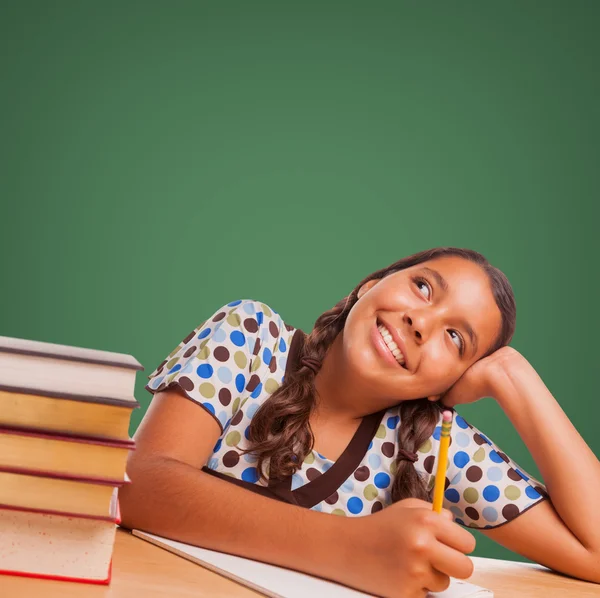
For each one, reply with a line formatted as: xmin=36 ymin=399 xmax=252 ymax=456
xmin=232 ymin=397 xmax=240 ymax=414
xmin=168 ymin=346 xmax=180 ymax=358
xmin=227 ymin=313 xmax=241 ymax=327
xmin=428 ymin=476 xmax=435 ymax=490
xmin=167 ymin=373 xmax=177 ymax=384
xmin=234 ymin=351 xmax=247 ymax=369
xmin=505 ymin=485 xmax=521 ymax=500
xmin=463 ymin=488 xmax=479 ymax=504
xmin=226 ymin=431 xmax=241 ymax=446
xmin=251 ymin=356 xmax=262 ymax=372
xmin=241 ymin=397 xmax=249 ymax=408
xmin=390 ymin=460 xmax=398 ymax=475
xmin=418 ymin=438 xmax=432 ymax=453
xmin=261 ymin=304 xmax=272 ymax=317
xmin=473 ymin=447 xmax=486 ymax=462
xmin=265 ymin=378 xmax=280 ymax=393
xmin=198 ymin=345 xmax=210 ymax=359
xmin=364 ymin=484 xmax=378 ymax=500
xmin=167 ymin=357 xmax=179 ymax=369
xmin=199 ymin=383 xmax=215 ymax=398
xmin=304 ymin=452 xmax=315 ymax=464
xmin=331 ymin=509 xmax=346 ymax=516
xmin=199 ymin=339 xmax=209 ymax=350
xmin=375 ymin=425 xmax=386 ymax=439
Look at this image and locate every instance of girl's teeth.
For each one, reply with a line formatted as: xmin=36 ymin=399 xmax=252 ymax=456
xmin=377 ymin=324 xmax=405 ymax=366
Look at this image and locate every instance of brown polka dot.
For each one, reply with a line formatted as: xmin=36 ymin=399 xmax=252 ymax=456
xmin=156 ymin=360 xmax=167 ymax=375
xmin=371 ymin=501 xmax=384 ymax=514
xmin=473 ymin=433 xmax=487 ymax=445
xmin=244 ymin=318 xmax=259 ymax=333
xmin=444 ymin=477 xmax=450 ymax=491
xmin=502 ymin=504 xmax=520 ymax=521
xmin=465 ymin=507 xmax=480 ymax=521
xmin=534 ymin=485 xmax=548 ymax=498
xmin=231 ymin=409 xmax=244 ymax=426
xmin=325 ymin=491 xmax=338 ymax=505
xmin=269 ymin=356 xmax=277 ymax=373
xmin=284 ymin=323 xmax=294 ymax=331
xmin=354 ymin=466 xmax=370 ymax=482
xmin=381 ymin=442 xmax=395 ymax=458
xmin=218 ymin=388 xmax=232 ymax=406
xmin=423 ymin=455 xmax=435 ymax=474
xmin=306 ymin=468 xmax=321 ymax=481
xmin=178 ymin=376 xmax=194 ymax=392
xmin=269 ymin=322 xmax=279 ymax=338
xmin=507 ymin=468 xmax=521 ymax=481
xmin=253 ymin=338 xmax=262 ymax=356
xmin=246 ymin=374 xmax=260 ymax=392
xmin=498 ymin=451 xmax=510 ymax=464
xmin=466 ymin=466 xmax=483 ymax=482
xmin=183 ymin=330 xmax=196 ymax=344
xmin=183 ymin=346 xmax=197 ymax=358
xmin=223 ymin=450 xmax=240 ymax=467
xmin=213 ymin=346 xmax=230 ymax=362
xmin=212 ymin=312 xmax=226 ymax=322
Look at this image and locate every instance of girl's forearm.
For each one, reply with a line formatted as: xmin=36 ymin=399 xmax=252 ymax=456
xmin=491 ymin=360 xmax=600 ymax=553
xmin=119 ymin=455 xmax=352 ymax=583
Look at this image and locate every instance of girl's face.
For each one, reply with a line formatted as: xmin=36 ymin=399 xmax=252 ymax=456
xmin=339 ymin=256 xmax=503 ymax=408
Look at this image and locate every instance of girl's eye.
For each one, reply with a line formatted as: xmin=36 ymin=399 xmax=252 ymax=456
xmin=449 ymin=330 xmax=465 ymax=354
xmin=414 ymin=277 xmax=431 ymax=299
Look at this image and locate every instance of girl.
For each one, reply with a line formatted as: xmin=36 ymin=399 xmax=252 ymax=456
xmin=120 ymin=247 xmax=600 ymax=598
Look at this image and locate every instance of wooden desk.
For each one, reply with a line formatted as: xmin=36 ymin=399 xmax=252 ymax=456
xmin=1 ymin=528 xmax=599 ymax=597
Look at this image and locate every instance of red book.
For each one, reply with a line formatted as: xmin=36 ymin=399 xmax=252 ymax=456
xmin=0 ymin=491 xmax=120 ymax=584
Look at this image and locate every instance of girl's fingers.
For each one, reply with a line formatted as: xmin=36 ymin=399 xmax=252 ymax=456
xmin=434 ymin=517 xmax=477 ymax=555
xmin=429 ymin=540 xmax=475 ymax=580
xmin=423 ymin=566 xmax=452 ymax=594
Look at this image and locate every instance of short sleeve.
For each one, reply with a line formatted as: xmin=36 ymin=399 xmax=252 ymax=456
xmin=427 ymin=412 xmax=549 ymax=529
xmin=145 ymin=299 xmax=283 ymax=433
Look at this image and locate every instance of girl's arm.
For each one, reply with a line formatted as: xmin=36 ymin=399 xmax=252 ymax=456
xmin=443 ymin=347 xmax=600 ymax=583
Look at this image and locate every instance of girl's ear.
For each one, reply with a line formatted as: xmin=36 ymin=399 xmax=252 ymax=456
xmin=357 ymin=278 xmax=380 ymax=299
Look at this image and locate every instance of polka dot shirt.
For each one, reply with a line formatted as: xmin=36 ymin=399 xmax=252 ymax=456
xmin=146 ymin=299 xmax=548 ymax=528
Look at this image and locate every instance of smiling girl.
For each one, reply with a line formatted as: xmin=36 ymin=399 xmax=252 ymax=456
xmin=120 ymin=247 xmax=600 ymax=598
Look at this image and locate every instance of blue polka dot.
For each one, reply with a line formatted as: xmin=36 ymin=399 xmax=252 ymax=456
xmin=217 ymin=367 xmax=232 ymax=383
xmin=516 ymin=469 xmax=529 ymax=481
xmin=480 ymin=433 xmax=492 ymax=445
xmin=347 ymin=497 xmax=364 ymax=514
xmin=374 ymin=473 xmax=391 ymax=489
xmin=433 ymin=426 xmax=441 ymax=440
xmin=386 ymin=415 xmax=400 ymax=430
xmin=208 ymin=458 xmax=219 ymax=470
xmin=213 ymin=438 xmax=222 ymax=453
xmin=455 ymin=518 xmax=465 ymax=526
xmin=450 ymin=471 xmax=462 ymax=485
xmin=482 ymin=507 xmax=498 ymax=522
xmin=213 ymin=327 xmax=226 ymax=342
xmin=453 ymin=451 xmax=470 ymax=468
xmin=483 ymin=485 xmax=500 ymax=502
xmin=311 ymin=503 xmax=323 ymax=512
xmin=168 ymin=364 xmax=181 ymax=374
xmin=227 ymin=300 xmax=242 ymax=307
xmin=368 ymin=454 xmax=382 ymax=469
xmin=246 ymin=403 xmax=260 ymax=418
xmin=489 ymin=450 xmax=504 ymax=463
xmin=256 ymin=312 xmax=264 ymax=325
xmin=526 ymin=486 xmax=542 ymax=500
xmin=244 ymin=426 xmax=251 ymax=440
xmin=455 ymin=432 xmax=470 ymax=447
xmin=342 ymin=478 xmax=355 ymax=493
xmin=263 ymin=348 xmax=272 ymax=364
xmin=241 ymin=467 xmax=259 ymax=483
xmin=455 ymin=415 xmax=469 ymax=429
xmin=279 ymin=337 xmax=287 ymax=352
xmin=202 ymin=402 xmax=215 ymax=415
xmin=291 ymin=474 xmax=304 ymax=490
xmin=198 ymin=328 xmax=211 ymax=339
xmin=487 ymin=467 xmax=502 ymax=482
xmin=251 ymin=382 xmax=263 ymax=398
xmin=247 ymin=338 xmax=255 ymax=354
xmin=217 ymin=410 xmax=228 ymax=427
xmin=197 ymin=364 xmax=214 ymax=379
xmin=368 ymin=440 xmax=373 ymax=450
xmin=243 ymin=302 xmax=256 ymax=315
xmin=278 ymin=356 xmax=287 ymax=371
xmin=235 ymin=374 xmax=246 ymax=393
xmin=230 ymin=331 xmax=246 ymax=347
xmin=151 ymin=376 xmax=164 ymax=389
xmin=450 ymin=506 xmax=464 ymax=518
xmin=445 ymin=489 xmax=460 ymax=503
xmin=317 ymin=452 xmax=327 ymax=460
xmin=322 ymin=462 xmax=333 ymax=472
xmin=243 ymin=452 xmax=257 ymax=463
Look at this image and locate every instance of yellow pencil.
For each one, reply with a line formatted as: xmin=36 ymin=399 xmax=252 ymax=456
xmin=432 ymin=410 xmax=453 ymax=513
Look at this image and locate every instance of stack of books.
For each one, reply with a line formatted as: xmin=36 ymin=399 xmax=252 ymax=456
xmin=0 ymin=334 xmax=142 ymax=584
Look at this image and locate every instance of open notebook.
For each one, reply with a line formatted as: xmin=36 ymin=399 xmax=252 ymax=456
xmin=132 ymin=530 xmax=493 ymax=597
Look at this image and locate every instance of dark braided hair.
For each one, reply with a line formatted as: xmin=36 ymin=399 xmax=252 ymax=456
xmin=242 ymin=247 xmax=516 ymax=502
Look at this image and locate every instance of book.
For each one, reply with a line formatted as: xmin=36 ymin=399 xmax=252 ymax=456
xmin=132 ymin=530 xmax=493 ymax=597
xmin=0 ymin=425 xmax=134 ymax=482
xmin=0 ymin=334 xmax=143 ymax=400
xmin=0 ymin=467 xmax=128 ymax=519
xmin=0 ymin=492 xmax=120 ymax=584
xmin=0 ymin=386 xmax=137 ymax=441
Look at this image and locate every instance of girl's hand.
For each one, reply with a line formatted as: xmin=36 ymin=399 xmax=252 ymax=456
xmin=440 ymin=346 xmax=529 ymax=408
xmin=342 ymin=498 xmax=476 ymax=597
